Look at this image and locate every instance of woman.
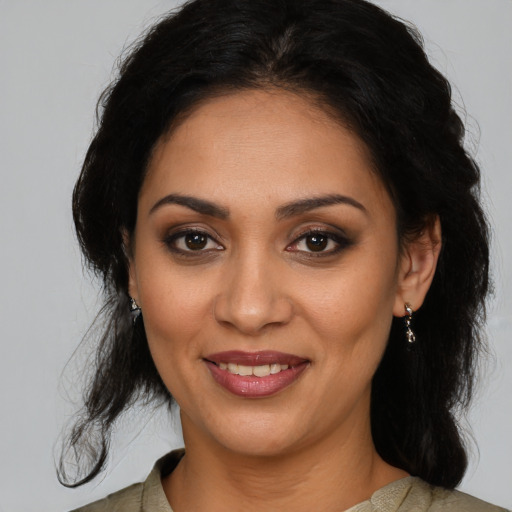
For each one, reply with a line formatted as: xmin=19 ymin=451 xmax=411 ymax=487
xmin=61 ymin=0 xmax=506 ymax=510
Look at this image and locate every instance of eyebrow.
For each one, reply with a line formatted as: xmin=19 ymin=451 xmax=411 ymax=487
xmin=149 ymin=193 xmax=230 ymax=219
xmin=276 ymin=194 xmax=367 ymax=220
xmin=149 ymin=192 xmax=366 ymax=220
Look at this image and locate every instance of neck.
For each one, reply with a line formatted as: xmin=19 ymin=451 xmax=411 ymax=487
xmin=163 ymin=413 xmax=408 ymax=512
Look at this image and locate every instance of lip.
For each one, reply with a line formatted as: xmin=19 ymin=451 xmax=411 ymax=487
xmin=204 ymin=351 xmax=309 ymax=398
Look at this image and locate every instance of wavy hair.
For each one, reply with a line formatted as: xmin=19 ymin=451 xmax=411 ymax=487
xmin=60 ymin=0 xmax=490 ymax=488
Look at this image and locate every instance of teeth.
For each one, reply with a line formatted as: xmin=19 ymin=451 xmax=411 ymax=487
xmin=270 ymin=363 xmax=281 ymax=374
xmin=253 ymin=364 xmax=271 ymax=377
xmin=238 ymin=364 xmax=253 ymax=376
xmin=218 ymin=362 xmax=291 ymax=376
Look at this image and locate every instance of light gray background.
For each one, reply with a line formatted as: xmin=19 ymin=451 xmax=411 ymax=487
xmin=0 ymin=1 xmax=510 ymax=511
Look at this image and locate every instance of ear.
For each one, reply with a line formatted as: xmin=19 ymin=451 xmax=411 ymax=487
xmin=122 ymin=229 xmax=139 ymax=304
xmin=393 ymin=216 xmax=442 ymax=317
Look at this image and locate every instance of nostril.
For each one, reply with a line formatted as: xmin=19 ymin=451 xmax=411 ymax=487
xmin=212 ymin=292 xmax=293 ymax=334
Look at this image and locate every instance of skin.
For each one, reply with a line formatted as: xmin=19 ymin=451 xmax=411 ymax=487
xmin=128 ymin=89 xmax=441 ymax=512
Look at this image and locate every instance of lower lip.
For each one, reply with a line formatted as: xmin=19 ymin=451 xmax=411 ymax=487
xmin=205 ymin=361 xmax=308 ymax=398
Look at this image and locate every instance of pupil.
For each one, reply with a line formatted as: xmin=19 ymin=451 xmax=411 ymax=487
xmin=185 ymin=233 xmax=207 ymax=250
xmin=306 ymin=234 xmax=328 ymax=252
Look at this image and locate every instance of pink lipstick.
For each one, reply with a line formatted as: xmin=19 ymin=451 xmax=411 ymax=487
xmin=204 ymin=351 xmax=309 ymax=398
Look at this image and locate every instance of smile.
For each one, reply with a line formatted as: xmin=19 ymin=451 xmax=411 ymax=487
xmin=204 ymin=351 xmax=309 ymax=398
xmin=218 ymin=362 xmax=290 ymax=377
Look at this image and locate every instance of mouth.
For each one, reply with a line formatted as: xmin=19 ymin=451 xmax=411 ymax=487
xmin=204 ymin=351 xmax=309 ymax=398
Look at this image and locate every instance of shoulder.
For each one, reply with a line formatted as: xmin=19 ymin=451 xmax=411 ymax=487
xmin=69 ymin=449 xmax=184 ymax=512
xmin=429 ymin=486 xmax=509 ymax=512
xmin=69 ymin=481 xmax=144 ymax=512
xmin=406 ymin=478 xmax=509 ymax=512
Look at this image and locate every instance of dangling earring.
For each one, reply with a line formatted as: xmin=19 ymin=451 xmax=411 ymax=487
xmin=130 ymin=297 xmax=141 ymax=323
xmin=404 ymin=303 xmax=415 ymax=344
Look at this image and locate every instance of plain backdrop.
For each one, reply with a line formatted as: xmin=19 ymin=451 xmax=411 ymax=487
xmin=0 ymin=1 xmax=511 ymax=511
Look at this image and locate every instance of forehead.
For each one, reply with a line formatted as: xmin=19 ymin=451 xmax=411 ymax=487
xmin=141 ymin=89 xmax=392 ymax=216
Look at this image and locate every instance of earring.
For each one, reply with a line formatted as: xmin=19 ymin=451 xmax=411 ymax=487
xmin=130 ymin=297 xmax=140 ymax=311
xmin=130 ymin=297 xmax=141 ymax=323
xmin=404 ymin=303 xmax=415 ymax=344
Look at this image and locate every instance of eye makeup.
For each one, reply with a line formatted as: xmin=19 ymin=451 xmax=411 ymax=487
xmin=162 ymin=227 xmax=224 ymax=257
xmin=160 ymin=222 xmax=355 ymax=265
xmin=286 ymin=228 xmax=353 ymax=256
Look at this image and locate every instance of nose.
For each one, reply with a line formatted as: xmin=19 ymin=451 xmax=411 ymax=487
xmin=213 ymin=253 xmax=293 ymax=335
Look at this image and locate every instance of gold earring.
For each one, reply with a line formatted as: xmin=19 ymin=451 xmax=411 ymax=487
xmin=404 ymin=303 xmax=415 ymax=344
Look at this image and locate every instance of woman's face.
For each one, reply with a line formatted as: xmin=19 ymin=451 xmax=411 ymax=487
xmin=129 ymin=89 xmax=408 ymax=457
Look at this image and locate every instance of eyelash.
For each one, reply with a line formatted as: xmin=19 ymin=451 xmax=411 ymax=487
xmin=163 ymin=229 xmax=223 ymax=255
xmin=163 ymin=228 xmax=351 ymax=258
xmin=286 ymin=229 xmax=351 ymax=257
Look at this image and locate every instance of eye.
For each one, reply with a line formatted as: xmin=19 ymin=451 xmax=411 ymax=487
xmin=287 ymin=230 xmax=349 ymax=255
xmin=164 ymin=229 xmax=223 ymax=253
xmin=300 ymin=233 xmax=332 ymax=252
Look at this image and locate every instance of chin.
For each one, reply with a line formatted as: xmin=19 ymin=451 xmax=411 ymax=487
xmin=216 ymin=428 xmax=300 ymax=459
xmin=183 ymin=405 xmax=309 ymax=458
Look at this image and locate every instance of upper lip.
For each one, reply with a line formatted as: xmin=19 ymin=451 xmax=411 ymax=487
xmin=205 ymin=350 xmax=308 ymax=366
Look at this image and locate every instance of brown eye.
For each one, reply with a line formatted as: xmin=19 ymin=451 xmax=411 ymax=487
xmin=305 ymin=234 xmax=328 ymax=252
xmin=287 ymin=229 xmax=350 ymax=256
xmin=165 ymin=229 xmax=223 ymax=255
xmin=185 ymin=232 xmax=208 ymax=250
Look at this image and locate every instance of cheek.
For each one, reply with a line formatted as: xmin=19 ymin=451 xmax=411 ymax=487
xmin=297 ymin=264 xmax=398 ymax=339
xmin=138 ymin=271 xmax=212 ymax=402
xmin=148 ymin=291 xmax=206 ymax=336
xmin=135 ymin=257 xmax=216 ymax=357
xmin=291 ymin=250 xmax=399 ymax=386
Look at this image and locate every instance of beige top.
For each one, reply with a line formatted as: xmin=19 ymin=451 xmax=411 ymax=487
xmin=71 ymin=450 xmax=509 ymax=512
